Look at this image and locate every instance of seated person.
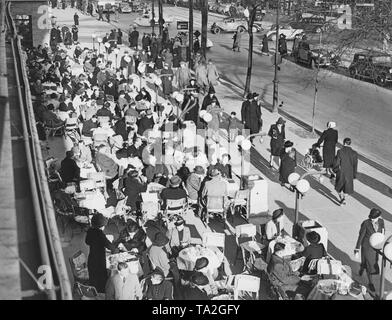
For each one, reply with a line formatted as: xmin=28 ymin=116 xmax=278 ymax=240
xmin=113 ymin=220 xmax=147 ymax=254
xmin=105 ymin=261 xmax=142 ymax=300
xmin=59 ymin=150 xmax=80 ymax=184
xmin=193 ymin=257 xmax=218 ymax=296
xmin=144 ymin=267 xmax=173 ymax=300
xmin=185 ymin=165 xmax=205 ymax=204
xmin=160 ymin=175 xmax=187 ymax=209
xmin=267 ymin=242 xmax=311 ymax=298
xmin=182 ymin=272 xmax=210 ymax=300
xmin=265 ymin=208 xmax=285 ymax=241
xmin=127 ymin=136 xmax=144 ymax=159
xmin=123 ymin=169 xmax=147 ymax=211
xmin=169 ymin=217 xmax=191 ymax=257
xmin=300 ymin=231 xmax=327 ymax=275
xmin=96 ymin=101 xmax=114 ymax=120
xmin=41 ymin=103 xmax=65 ymax=127
xmin=201 ymin=169 xmax=228 ymax=218
xmin=82 ymin=115 xmax=98 ymax=137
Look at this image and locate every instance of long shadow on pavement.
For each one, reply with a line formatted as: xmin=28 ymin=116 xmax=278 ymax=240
xmin=356 ymin=172 xmax=392 ymax=199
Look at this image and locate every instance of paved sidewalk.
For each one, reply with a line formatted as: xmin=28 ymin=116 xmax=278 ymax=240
xmin=53 ymin=7 xmax=392 ymax=296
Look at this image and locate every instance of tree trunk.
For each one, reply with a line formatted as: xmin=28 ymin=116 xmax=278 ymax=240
xmin=201 ymin=0 xmax=208 ymax=59
xmin=244 ymin=7 xmax=256 ymax=97
xmin=158 ymin=0 xmax=163 ymax=36
xmin=189 ymin=0 xmax=194 ymax=67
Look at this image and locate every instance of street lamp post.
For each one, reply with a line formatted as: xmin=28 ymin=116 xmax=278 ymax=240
xmin=272 ymin=0 xmax=280 ymax=112
xmin=288 ymin=170 xmax=325 ymax=231
xmin=188 ymin=0 xmax=194 ymax=67
xmin=311 ymin=28 xmax=322 ymax=134
xmin=235 ymin=132 xmax=266 ymax=189
xmin=92 ymin=33 xmax=96 ymax=51
xmin=370 ymin=233 xmax=392 ymax=299
xmin=97 ymin=37 xmax=103 ymax=55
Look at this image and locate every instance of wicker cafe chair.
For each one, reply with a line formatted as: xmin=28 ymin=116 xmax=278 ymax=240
xmin=74 ymin=282 xmax=105 ymax=300
xmin=233 ymin=274 xmax=260 ymax=300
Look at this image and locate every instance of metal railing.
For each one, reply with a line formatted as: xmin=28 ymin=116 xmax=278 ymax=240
xmin=5 ymin=1 xmax=72 ymax=300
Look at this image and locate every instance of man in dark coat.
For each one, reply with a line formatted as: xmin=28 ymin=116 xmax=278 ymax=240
xmin=129 ymin=26 xmax=139 ymax=49
xmin=314 ymin=121 xmax=338 ymax=178
xmin=241 ymin=92 xmax=252 ymax=126
xmin=73 ymin=12 xmax=79 ymax=26
xmin=242 ymin=92 xmax=262 ymax=142
xmin=268 ymin=117 xmax=286 ymax=169
xmin=123 ymin=170 xmax=147 ymax=210
xmin=97 ymin=5 xmax=104 ymax=21
xmin=201 ymin=86 xmax=220 ymax=110
xmin=160 ymin=62 xmax=173 ymax=97
xmin=333 ymin=137 xmax=358 ymax=205
xmin=142 ymin=33 xmax=151 ymax=51
xmin=137 ymin=109 xmax=155 ymax=136
xmin=279 ymin=147 xmax=296 ymax=186
xmin=278 ymin=34 xmax=287 ymax=56
xmin=59 ymin=150 xmax=80 ymax=184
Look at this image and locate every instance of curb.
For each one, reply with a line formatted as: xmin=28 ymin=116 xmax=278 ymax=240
xmin=218 ymin=74 xmax=392 ymax=177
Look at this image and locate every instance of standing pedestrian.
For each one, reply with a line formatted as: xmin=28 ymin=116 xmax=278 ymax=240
xmin=355 ymin=208 xmax=385 ymax=293
xmin=174 ymin=61 xmax=191 ymax=90
xmin=206 ymin=59 xmax=219 ymax=87
xmin=333 ymin=137 xmax=358 ymax=205
xmin=73 ymin=12 xmax=79 ymax=26
xmin=71 ymin=25 xmax=79 ymax=44
xmin=160 ymin=62 xmax=173 ymax=97
xmin=142 ymin=33 xmax=151 ymax=51
xmin=232 ymin=30 xmax=242 ymax=52
xmin=278 ymin=34 xmax=288 ymax=57
xmin=85 ymin=214 xmax=117 ymax=293
xmin=279 ymin=148 xmax=296 ymax=188
xmin=195 ymin=61 xmax=209 ymax=94
xmin=129 ymin=25 xmax=139 ymax=49
xmin=242 ymin=92 xmax=262 ymax=142
xmin=313 ymin=121 xmax=338 ymax=178
xmin=117 ymin=28 xmax=123 ymax=45
xmin=97 ymin=5 xmax=104 ymax=21
xmin=292 ymin=34 xmax=301 ymax=58
xmin=261 ymin=34 xmax=269 ymax=55
xmin=268 ymin=117 xmax=286 ymax=169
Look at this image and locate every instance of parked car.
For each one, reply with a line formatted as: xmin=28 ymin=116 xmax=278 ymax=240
xmin=266 ymin=24 xmax=304 ymax=40
xmin=119 ymin=2 xmax=133 ymax=13
xmin=134 ymin=13 xmax=174 ymax=27
xmin=348 ymin=51 xmax=392 ymax=87
xmin=294 ymin=41 xmax=340 ymax=68
xmin=210 ymin=18 xmax=261 ymax=34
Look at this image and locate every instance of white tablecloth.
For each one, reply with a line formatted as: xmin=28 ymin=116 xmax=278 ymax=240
xmin=76 ymin=190 xmax=107 ymax=212
xmin=80 ymin=164 xmax=97 ymax=179
xmin=177 ymin=246 xmax=223 ymax=273
xmin=106 ymin=252 xmax=144 ymax=278
xmin=267 ymin=235 xmax=304 ymax=263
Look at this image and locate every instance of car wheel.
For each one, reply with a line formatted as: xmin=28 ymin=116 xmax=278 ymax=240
xmin=349 ymin=68 xmax=358 ymax=79
xmin=375 ymin=73 xmax=387 ymax=87
xmin=213 ymin=27 xmax=220 ymax=34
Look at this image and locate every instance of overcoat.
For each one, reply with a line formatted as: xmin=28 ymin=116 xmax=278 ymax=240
xmin=268 ymin=124 xmax=286 ymax=156
xmin=315 ymin=128 xmax=338 ymax=168
xmin=333 ymin=146 xmax=358 ymax=194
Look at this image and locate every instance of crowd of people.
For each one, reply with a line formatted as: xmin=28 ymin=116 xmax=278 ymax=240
xmin=21 ymin=4 xmax=386 ymax=301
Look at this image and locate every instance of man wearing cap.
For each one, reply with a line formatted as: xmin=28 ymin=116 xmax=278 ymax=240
xmin=183 ymin=272 xmax=210 ymax=300
xmin=201 ymin=85 xmax=220 ymax=111
xmin=201 ymin=169 xmax=228 ymax=222
xmin=265 ymin=208 xmax=285 ymax=241
xmin=105 ymin=261 xmax=143 ymax=300
xmin=186 ymin=165 xmax=205 ymax=204
xmin=160 ymin=175 xmax=187 ymax=209
xmin=268 ymin=117 xmax=286 ymax=169
xmin=169 ymin=217 xmax=191 ymax=257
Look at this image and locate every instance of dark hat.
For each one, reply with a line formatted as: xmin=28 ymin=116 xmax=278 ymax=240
xmin=246 ymin=92 xmax=253 ymax=100
xmin=190 ymin=272 xmax=209 ymax=286
xmin=276 ymin=117 xmax=286 ymax=125
xmin=194 ymin=165 xmax=205 ymax=175
xmin=91 ymin=213 xmax=108 ymax=228
xmin=174 ymin=217 xmax=185 ymax=226
xmin=169 ymin=175 xmax=182 ymax=187
xmin=153 ymin=232 xmax=169 ymax=247
xmin=128 ymin=170 xmax=139 ymax=178
xmin=208 ymin=86 xmax=215 ymax=94
xmin=59 ymin=102 xmax=68 ymax=111
xmin=274 ymin=242 xmax=286 ymax=253
xmin=272 ymin=208 xmax=284 ymax=220
xmin=252 ymin=92 xmax=259 ymax=98
xmin=126 ymin=220 xmax=139 ymax=233
xmin=194 ymin=257 xmax=209 ymax=270
xmin=284 ymin=140 xmax=294 ymax=148
xmin=306 ymin=231 xmax=321 ymax=244
xmin=369 ymin=208 xmax=382 ymax=219
xmin=210 ymin=168 xmax=220 ymax=177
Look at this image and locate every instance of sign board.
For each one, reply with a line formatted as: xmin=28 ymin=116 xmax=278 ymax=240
xmin=177 ymin=21 xmax=189 ymax=30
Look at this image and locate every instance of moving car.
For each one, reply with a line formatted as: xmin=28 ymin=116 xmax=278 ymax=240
xmin=294 ymin=41 xmax=340 ymax=68
xmin=134 ymin=13 xmax=174 ymax=27
xmin=348 ymin=51 xmax=392 ymax=87
xmin=119 ymin=2 xmax=133 ymax=13
xmin=210 ymin=18 xmax=262 ymax=34
xmin=266 ymin=24 xmax=304 ymax=40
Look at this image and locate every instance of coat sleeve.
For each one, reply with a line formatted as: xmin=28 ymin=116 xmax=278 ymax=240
xmin=353 ymin=151 xmax=358 ymax=179
xmin=355 ymin=221 xmax=366 ymax=250
xmin=273 ymin=262 xmax=300 ymax=286
xmin=315 ymin=130 xmax=326 ymax=147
